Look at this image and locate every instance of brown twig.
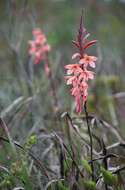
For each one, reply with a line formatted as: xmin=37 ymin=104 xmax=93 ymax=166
xmin=88 ymin=153 xmax=118 ymax=164
xmin=75 ymin=114 xmax=124 ymax=143
xmin=101 ymin=139 xmax=108 ymax=190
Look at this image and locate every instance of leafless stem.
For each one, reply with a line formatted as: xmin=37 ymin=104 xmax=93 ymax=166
xmin=84 ymin=102 xmax=94 ymax=180
xmin=101 ymin=139 xmax=108 ymax=190
xmin=45 ymin=54 xmax=59 ymax=112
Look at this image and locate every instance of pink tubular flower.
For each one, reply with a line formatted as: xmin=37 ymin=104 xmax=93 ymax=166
xmin=65 ymin=14 xmax=97 ymax=113
xmin=65 ymin=64 xmax=83 ymax=75
xmin=79 ymin=54 xmax=97 ymax=68
xmin=28 ymin=28 xmax=51 ymax=64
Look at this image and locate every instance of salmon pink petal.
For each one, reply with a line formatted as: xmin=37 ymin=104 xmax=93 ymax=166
xmin=89 ymin=61 xmax=95 ymax=68
xmin=79 ymin=58 xmax=85 ymax=64
xmin=72 ymin=53 xmax=80 ymax=59
xmin=81 ymin=81 xmax=88 ymax=88
xmin=64 ymin=64 xmax=79 ymax=69
xmin=36 ymin=36 xmax=46 ymax=44
xmin=65 ymin=76 xmax=76 ymax=85
xmin=78 ymin=72 xmax=86 ymax=81
xmin=74 ymin=67 xmax=83 ymax=75
xmin=32 ymin=28 xmax=42 ymax=36
xmin=66 ymin=76 xmax=76 ymax=85
xmin=43 ymin=44 xmax=51 ymax=52
xmin=67 ymin=69 xmax=73 ymax=75
xmin=29 ymin=47 xmax=36 ymax=54
xmin=71 ymin=87 xmax=79 ymax=96
xmin=86 ymin=71 xmax=94 ymax=80
xmin=90 ymin=56 xmax=97 ymax=61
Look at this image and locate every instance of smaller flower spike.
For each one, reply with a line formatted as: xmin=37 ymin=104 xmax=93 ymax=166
xmin=65 ymin=13 xmax=97 ymax=113
xmin=28 ymin=28 xmax=51 ymax=64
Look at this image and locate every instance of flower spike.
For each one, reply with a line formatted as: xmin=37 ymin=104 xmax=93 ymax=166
xmin=28 ymin=28 xmax=51 ymax=64
xmin=65 ymin=13 xmax=97 ymax=113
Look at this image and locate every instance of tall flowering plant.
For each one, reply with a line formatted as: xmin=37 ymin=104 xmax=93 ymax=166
xmin=28 ymin=28 xmax=51 ymax=77
xmin=28 ymin=28 xmax=58 ymax=111
xmin=64 ymin=13 xmax=98 ymax=181
xmin=65 ymin=14 xmax=97 ymax=113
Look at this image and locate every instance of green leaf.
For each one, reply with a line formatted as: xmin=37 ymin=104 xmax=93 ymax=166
xmin=58 ymin=181 xmax=70 ymax=190
xmin=83 ymin=180 xmax=96 ymax=190
xmin=82 ymin=159 xmax=92 ymax=174
xmin=101 ymin=167 xmax=118 ymax=185
xmin=27 ymin=135 xmax=37 ymax=146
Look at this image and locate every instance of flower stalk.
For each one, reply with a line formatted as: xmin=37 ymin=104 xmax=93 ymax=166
xmin=44 ymin=53 xmax=59 ymax=111
xmin=84 ymin=102 xmax=94 ymax=180
xmin=29 ymin=28 xmax=59 ymax=112
xmin=65 ymin=12 xmax=97 ymax=113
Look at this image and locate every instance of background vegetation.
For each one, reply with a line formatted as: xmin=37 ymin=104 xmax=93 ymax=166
xmin=0 ymin=0 xmax=125 ymax=189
